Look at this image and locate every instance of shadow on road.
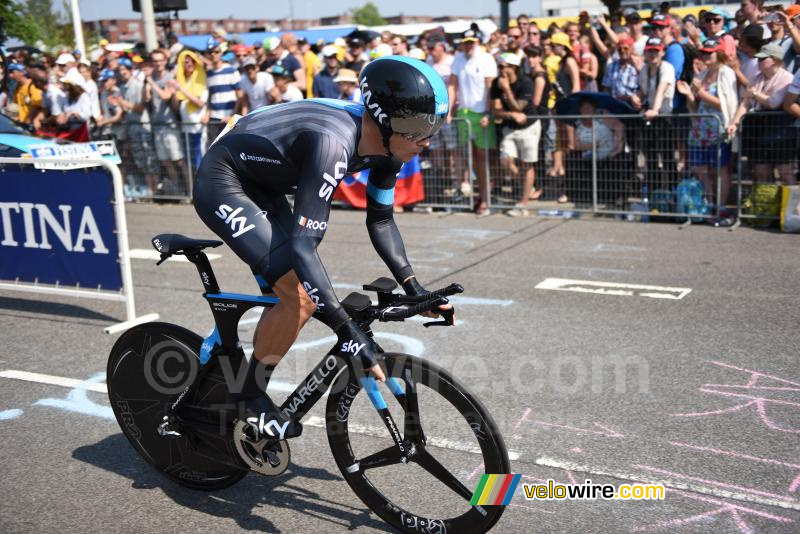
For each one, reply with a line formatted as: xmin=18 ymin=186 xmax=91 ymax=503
xmin=0 ymin=295 xmax=120 ymax=323
xmin=73 ymin=433 xmax=392 ymax=533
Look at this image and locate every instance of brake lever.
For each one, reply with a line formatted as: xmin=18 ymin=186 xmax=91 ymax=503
xmin=423 ymin=307 xmax=455 ymax=328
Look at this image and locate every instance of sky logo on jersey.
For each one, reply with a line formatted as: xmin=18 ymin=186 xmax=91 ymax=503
xmin=297 ymin=215 xmax=328 ymax=231
xmin=215 ymin=204 xmax=255 ymax=238
xmin=470 ymin=474 xmax=521 ymax=506
xmin=319 ymin=151 xmax=348 ymax=201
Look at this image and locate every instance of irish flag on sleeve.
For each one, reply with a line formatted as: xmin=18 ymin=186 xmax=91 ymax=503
xmin=470 ymin=474 xmax=522 ymax=506
xmin=333 ymin=155 xmax=425 ymax=209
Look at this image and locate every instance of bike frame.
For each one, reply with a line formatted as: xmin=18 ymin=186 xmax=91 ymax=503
xmin=170 ymin=249 xmax=407 ymax=447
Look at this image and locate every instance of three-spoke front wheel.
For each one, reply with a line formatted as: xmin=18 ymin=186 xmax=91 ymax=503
xmin=326 ymin=353 xmax=510 ymax=533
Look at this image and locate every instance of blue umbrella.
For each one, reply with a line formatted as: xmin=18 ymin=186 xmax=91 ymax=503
xmin=555 ymin=91 xmax=635 ymax=124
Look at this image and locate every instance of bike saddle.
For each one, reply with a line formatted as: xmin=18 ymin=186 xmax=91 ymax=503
xmin=151 ymin=234 xmax=223 ymax=256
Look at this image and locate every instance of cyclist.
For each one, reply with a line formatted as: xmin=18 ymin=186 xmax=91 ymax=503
xmin=193 ymin=56 xmax=452 ymax=440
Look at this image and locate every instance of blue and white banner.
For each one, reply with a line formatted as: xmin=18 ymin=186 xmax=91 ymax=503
xmin=0 ymin=167 xmax=122 ymax=291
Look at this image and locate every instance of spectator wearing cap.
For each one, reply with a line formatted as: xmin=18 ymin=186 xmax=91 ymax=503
xmin=170 ymin=50 xmax=209 ymax=171
xmin=55 ymin=52 xmax=77 ymax=78
xmin=333 ymin=69 xmax=360 ymax=101
xmin=205 ymin=38 xmax=244 ymax=124
xmin=771 ymin=6 xmax=800 ymax=74
xmin=700 ymin=8 xmax=737 ymax=62
xmin=390 ymin=34 xmax=409 ymax=56
xmin=230 ymin=44 xmax=251 ymax=69
xmin=268 ymin=65 xmax=304 ymax=103
xmin=597 ymin=11 xmax=647 ymax=70
xmin=116 ymin=56 xmax=158 ymax=195
xmin=312 ymin=45 xmax=342 ymax=99
xmin=239 ymin=56 xmax=274 ymax=113
xmin=637 ymin=36 xmax=679 ymax=191
xmin=734 ymin=23 xmax=770 ymax=89
xmin=491 ymin=52 xmax=543 ymax=216
xmin=676 ymin=38 xmax=738 ymax=205
xmin=450 ymin=27 xmax=498 ymax=215
xmin=95 ymin=68 xmax=124 ymax=140
xmin=728 ymin=41 xmax=796 ymax=185
xmin=7 ymin=63 xmax=42 ymax=125
xmin=345 ymin=38 xmax=368 ymax=72
xmin=651 ymin=13 xmax=685 ymax=83
xmin=601 ymin=35 xmax=639 ymax=106
xmin=145 ymin=48 xmax=185 ymax=190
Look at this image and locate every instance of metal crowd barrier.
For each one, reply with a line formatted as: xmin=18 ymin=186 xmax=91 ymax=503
xmin=91 ymin=120 xmax=226 ymax=202
xmin=418 ymin=117 xmax=473 ymax=210
xmin=478 ymin=113 xmax=725 ymax=222
xmin=735 ymin=111 xmax=800 ymax=227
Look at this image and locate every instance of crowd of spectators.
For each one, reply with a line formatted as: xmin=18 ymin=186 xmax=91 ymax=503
xmin=1 ymin=0 xmax=799 ymax=214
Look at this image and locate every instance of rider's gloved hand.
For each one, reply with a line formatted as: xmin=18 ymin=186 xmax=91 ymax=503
xmin=335 ymin=319 xmax=385 ymax=381
xmin=402 ymin=276 xmax=456 ymax=323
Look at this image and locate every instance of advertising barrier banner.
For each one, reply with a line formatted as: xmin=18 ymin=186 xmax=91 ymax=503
xmin=0 ymin=166 xmax=122 ymax=291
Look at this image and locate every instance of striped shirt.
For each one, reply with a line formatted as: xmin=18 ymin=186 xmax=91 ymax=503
xmin=206 ymin=63 xmax=241 ymax=120
xmin=602 ymin=60 xmax=639 ymax=101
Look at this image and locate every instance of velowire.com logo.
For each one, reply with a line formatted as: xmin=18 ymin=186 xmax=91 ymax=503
xmin=470 ymin=474 xmax=521 ymax=506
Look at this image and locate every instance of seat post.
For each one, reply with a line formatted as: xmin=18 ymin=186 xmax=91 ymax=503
xmin=186 ymin=251 xmax=220 ymax=294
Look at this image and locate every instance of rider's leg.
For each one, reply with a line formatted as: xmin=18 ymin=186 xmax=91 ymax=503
xmin=234 ymin=270 xmax=316 ymax=400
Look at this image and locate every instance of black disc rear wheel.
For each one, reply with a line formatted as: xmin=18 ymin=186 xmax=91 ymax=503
xmin=107 ymin=322 xmax=248 ymax=490
xmin=326 ymin=352 xmax=510 ymax=533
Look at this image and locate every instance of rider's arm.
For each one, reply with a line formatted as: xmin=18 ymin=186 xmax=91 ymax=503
xmin=364 ymin=159 xmax=416 ymax=286
xmin=289 ymin=133 xmax=351 ymax=330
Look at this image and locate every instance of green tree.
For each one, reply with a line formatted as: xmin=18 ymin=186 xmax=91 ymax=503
xmin=2 ymin=0 xmax=74 ymax=49
xmin=352 ymin=2 xmax=386 ymax=26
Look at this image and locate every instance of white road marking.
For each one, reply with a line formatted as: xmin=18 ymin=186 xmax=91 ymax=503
xmin=0 ymin=369 xmax=519 ymax=461
xmin=304 ymin=415 xmax=520 ymax=460
xmin=0 ymin=370 xmax=107 ymax=393
xmin=535 ymin=278 xmax=691 ymax=300
xmin=534 ymin=456 xmax=800 ymax=511
xmin=128 ymin=248 xmax=221 ymax=262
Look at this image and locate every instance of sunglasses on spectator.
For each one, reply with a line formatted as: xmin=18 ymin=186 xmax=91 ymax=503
xmin=529 ymin=31 xmax=540 ymax=36
xmin=508 ymin=34 xmax=522 ymax=40
xmin=707 ymin=17 xmax=722 ymax=23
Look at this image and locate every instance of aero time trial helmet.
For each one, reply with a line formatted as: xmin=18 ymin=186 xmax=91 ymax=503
xmin=359 ymin=56 xmax=449 ymax=142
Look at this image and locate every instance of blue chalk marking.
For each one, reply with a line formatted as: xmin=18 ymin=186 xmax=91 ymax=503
xmin=0 ymin=409 xmax=23 ymax=420
xmin=34 ymin=372 xmax=114 ymax=420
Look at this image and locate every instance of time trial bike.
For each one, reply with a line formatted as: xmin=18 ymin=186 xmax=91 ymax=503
xmin=107 ymin=233 xmax=510 ymax=533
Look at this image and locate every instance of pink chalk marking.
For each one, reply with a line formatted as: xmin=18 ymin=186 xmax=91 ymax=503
xmin=668 ymin=441 xmax=800 ymax=469
xmin=671 ymin=489 xmax=794 ymax=522
xmin=467 ymin=463 xmax=484 ymax=482
xmin=570 ymin=447 xmax=584 ymax=453
xmin=710 ymin=361 xmax=800 ymax=388
xmin=513 ymin=408 xmax=531 ymax=430
xmin=789 ymin=472 xmax=800 ymax=494
xmin=630 ymin=508 xmax=743 ymax=533
xmin=633 ymin=464 xmax=796 ymax=502
xmin=671 ymin=388 xmax=800 ymax=433
xmin=631 ymin=489 xmax=794 ymax=533
xmin=530 ymin=420 xmax=625 ymax=438
xmin=566 ymin=470 xmax=578 ymax=484
xmin=703 ymin=384 xmax=800 ymax=392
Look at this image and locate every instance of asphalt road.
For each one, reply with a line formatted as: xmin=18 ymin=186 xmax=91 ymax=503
xmin=1 ymin=203 xmax=798 ymax=533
